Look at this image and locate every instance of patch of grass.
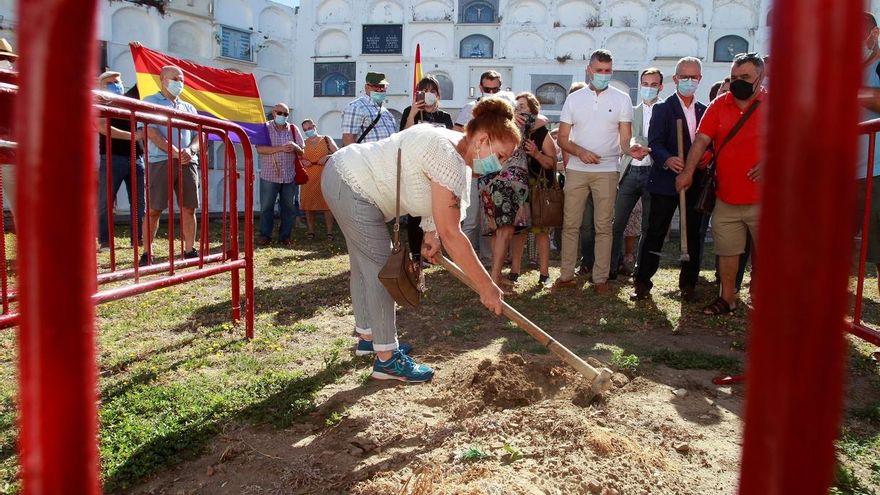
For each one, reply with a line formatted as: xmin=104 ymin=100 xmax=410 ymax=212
xmin=458 ymin=446 xmax=490 ymax=462
xmin=851 ymin=402 xmax=880 ymax=424
xmin=291 ymin=322 xmax=319 ymax=334
xmin=649 ymin=348 xmax=741 ymax=374
xmin=832 ymin=462 xmax=879 ymax=495
xmin=610 ymin=348 xmax=639 ymax=375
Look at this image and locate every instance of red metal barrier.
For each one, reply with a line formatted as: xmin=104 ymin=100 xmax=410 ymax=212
xmin=850 ymin=119 xmax=880 ymax=347
xmin=17 ymin=0 xmax=102 ymax=492
xmin=738 ymin=0 xmax=861 ymax=494
xmin=0 ymin=85 xmax=256 ymax=339
xmin=11 ymin=0 xmax=255 ymax=489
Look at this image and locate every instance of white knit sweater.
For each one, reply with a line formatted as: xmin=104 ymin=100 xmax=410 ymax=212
xmin=333 ymin=124 xmax=470 ymax=232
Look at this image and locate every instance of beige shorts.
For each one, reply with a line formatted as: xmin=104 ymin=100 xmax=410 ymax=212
xmin=711 ymin=198 xmax=759 ymax=256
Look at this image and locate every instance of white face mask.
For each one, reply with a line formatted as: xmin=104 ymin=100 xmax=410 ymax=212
xmin=424 ymin=92 xmax=438 ymax=106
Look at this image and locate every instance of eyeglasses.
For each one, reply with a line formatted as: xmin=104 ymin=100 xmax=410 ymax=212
xmin=275 ymin=111 xmax=289 ymax=116
xmin=482 ymin=86 xmax=501 ymax=94
xmin=368 ymin=84 xmax=387 ymax=91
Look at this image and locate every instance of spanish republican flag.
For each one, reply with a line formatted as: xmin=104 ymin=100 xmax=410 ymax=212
xmin=130 ymin=43 xmax=270 ymax=146
xmin=412 ymin=43 xmax=423 ymax=95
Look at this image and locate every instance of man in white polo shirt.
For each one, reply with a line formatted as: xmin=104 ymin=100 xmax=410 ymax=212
xmin=554 ymin=49 xmax=648 ymax=294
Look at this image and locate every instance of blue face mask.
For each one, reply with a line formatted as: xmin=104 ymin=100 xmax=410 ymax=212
xmin=370 ymin=91 xmax=386 ymax=105
xmin=591 ymin=73 xmax=612 ymax=91
xmin=166 ymin=80 xmax=184 ymax=98
xmin=106 ymin=82 xmax=124 ymax=95
xmin=472 ymin=140 xmax=503 ymax=175
xmin=677 ymin=78 xmax=699 ymax=97
xmin=274 ymin=115 xmax=287 ymax=126
xmin=640 ymin=86 xmax=659 ymax=102
xmin=304 ymin=129 xmax=317 ymax=138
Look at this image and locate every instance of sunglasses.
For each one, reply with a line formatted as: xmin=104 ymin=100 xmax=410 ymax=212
xmin=275 ymin=111 xmax=289 ymax=116
xmin=482 ymin=86 xmax=501 ymax=94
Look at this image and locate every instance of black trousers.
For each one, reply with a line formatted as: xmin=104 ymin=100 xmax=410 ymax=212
xmin=407 ymin=216 xmax=424 ymax=259
xmin=635 ymin=173 xmax=707 ymax=290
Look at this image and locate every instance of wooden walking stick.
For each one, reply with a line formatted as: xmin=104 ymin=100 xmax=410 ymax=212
xmin=439 ymin=256 xmax=613 ymax=394
xmin=676 ymin=119 xmax=690 ymax=262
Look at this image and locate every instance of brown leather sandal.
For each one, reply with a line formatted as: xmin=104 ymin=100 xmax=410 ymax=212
xmin=703 ymin=297 xmax=736 ymax=315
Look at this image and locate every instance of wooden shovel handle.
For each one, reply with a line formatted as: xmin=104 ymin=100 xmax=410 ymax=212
xmin=438 ymin=256 xmax=612 ymax=391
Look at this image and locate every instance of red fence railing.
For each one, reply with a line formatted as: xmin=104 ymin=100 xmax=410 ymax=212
xmin=0 ymin=74 xmax=255 ymax=339
xmin=850 ymin=119 xmax=880 ymax=347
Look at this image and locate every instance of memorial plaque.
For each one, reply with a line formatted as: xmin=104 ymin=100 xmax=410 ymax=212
xmin=362 ymin=25 xmax=403 ymax=55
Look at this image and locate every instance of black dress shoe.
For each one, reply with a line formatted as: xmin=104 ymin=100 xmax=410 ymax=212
xmin=680 ymin=286 xmax=697 ymax=302
xmin=630 ymin=282 xmax=651 ymax=301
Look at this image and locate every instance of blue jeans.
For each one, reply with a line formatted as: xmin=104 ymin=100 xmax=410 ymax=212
xmin=610 ymin=166 xmax=652 ymax=272
xmin=259 ymin=178 xmax=298 ymax=241
xmin=98 ymin=154 xmax=145 ymax=245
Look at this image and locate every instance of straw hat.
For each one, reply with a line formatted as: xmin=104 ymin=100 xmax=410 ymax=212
xmin=0 ymin=38 xmax=17 ymax=59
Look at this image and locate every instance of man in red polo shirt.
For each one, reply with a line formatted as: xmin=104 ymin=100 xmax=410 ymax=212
xmin=676 ymin=52 xmax=765 ymax=315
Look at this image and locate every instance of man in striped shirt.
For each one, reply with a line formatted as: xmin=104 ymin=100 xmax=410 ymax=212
xmin=255 ymin=102 xmax=305 ymax=246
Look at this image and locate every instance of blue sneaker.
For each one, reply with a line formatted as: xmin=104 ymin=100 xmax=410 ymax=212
xmin=355 ymin=339 xmax=413 ymax=356
xmin=371 ymin=351 xmax=434 ymax=383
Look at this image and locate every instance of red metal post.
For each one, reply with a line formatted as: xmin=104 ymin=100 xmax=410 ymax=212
xmin=17 ymin=0 xmax=102 ymax=492
xmin=738 ymin=1 xmax=861 ymax=494
xmin=854 ymin=132 xmax=875 ymax=324
xmin=238 ymin=131 xmax=255 ymax=340
xmin=104 ymin=119 xmax=116 ymax=270
xmin=229 ymin=143 xmax=241 ymax=325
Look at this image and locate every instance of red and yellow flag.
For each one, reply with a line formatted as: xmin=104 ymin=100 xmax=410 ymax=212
xmin=413 ymin=43 xmax=423 ymax=95
xmin=130 ymin=44 xmax=270 ymax=145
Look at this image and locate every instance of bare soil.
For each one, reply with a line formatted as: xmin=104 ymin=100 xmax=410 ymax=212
xmin=129 ymin=336 xmax=749 ymax=494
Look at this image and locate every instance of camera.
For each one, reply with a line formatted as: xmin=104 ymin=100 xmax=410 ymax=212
xmin=415 ymin=91 xmax=426 ymax=103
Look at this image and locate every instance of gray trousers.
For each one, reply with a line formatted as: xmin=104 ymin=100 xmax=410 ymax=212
xmin=322 ymin=160 xmax=399 ymax=352
xmin=462 ymin=178 xmax=492 ymax=266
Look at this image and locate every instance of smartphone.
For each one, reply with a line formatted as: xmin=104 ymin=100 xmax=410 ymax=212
xmin=415 ymin=91 xmax=426 ymax=103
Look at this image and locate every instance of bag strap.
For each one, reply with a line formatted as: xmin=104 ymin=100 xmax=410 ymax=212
xmin=356 ymin=104 xmax=385 ymax=144
xmin=709 ymin=99 xmax=762 ymax=173
xmin=392 ymin=148 xmax=402 ymax=250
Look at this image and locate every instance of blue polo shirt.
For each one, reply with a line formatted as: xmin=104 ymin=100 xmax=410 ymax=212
xmin=139 ymin=91 xmax=200 ymax=165
xmin=859 ymin=59 xmax=880 ymax=179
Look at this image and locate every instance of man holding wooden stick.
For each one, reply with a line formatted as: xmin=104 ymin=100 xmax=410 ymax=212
xmin=632 ymin=57 xmax=710 ymax=302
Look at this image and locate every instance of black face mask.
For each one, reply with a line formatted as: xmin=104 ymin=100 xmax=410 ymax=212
xmin=730 ymin=79 xmax=756 ymax=101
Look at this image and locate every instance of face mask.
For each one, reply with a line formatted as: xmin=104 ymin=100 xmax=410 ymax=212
xmin=424 ymin=92 xmax=437 ymax=106
xmin=472 ymin=140 xmax=503 ymax=175
xmin=274 ymin=115 xmax=287 ymax=126
xmin=304 ymin=129 xmax=317 ymax=138
xmin=729 ymin=79 xmax=756 ymax=100
xmin=106 ymin=82 xmax=125 ymax=95
xmin=639 ymin=87 xmax=659 ymax=102
xmin=370 ymin=91 xmax=386 ymax=105
xmin=591 ymin=73 xmax=612 ymax=91
xmin=166 ymin=80 xmax=184 ymax=98
xmin=677 ymin=79 xmax=699 ymax=97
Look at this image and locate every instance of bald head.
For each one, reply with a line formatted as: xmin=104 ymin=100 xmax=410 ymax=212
xmin=159 ymin=65 xmax=185 ymax=99
xmin=160 ymin=65 xmax=183 ymax=79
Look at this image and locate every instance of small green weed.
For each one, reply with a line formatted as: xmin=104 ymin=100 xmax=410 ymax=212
xmin=458 ymin=446 xmax=490 ymax=462
xmin=502 ymin=442 xmax=523 ymax=462
xmin=650 ymin=348 xmax=741 ymax=374
xmin=610 ymin=348 xmax=640 ymax=374
xmin=325 ymin=409 xmax=345 ymax=427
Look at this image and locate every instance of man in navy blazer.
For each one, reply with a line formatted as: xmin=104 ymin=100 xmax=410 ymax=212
xmin=632 ymin=57 xmax=710 ymax=302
